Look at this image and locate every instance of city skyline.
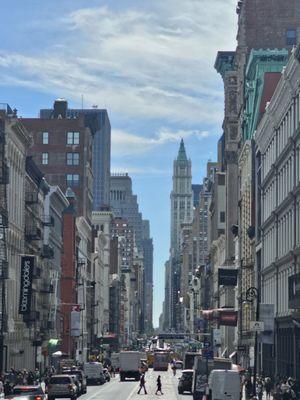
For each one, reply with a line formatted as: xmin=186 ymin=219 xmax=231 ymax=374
xmin=0 ymin=0 xmax=238 ymax=327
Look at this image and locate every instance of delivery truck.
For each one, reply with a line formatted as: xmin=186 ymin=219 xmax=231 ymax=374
xmin=119 ymin=351 xmax=145 ymax=381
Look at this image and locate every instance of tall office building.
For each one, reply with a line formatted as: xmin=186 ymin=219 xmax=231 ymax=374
xmin=170 ymin=139 xmax=193 ymax=254
xmin=141 ymin=220 xmax=153 ymax=332
xmin=40 ymin=103 xmax=111 ymax=210
xmin=110 ymin=173 xmax=143 ymax=248
xmin=165 ymin=139 xmax=193 ymax=329
xmin=110 ymin=173 xmax=153 ymax=331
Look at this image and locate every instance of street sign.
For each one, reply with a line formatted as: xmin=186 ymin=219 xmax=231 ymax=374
xmin=250 ymin=321 xmax=264 ymax=332
xmin=238 ymin=345 xmax=246 ymax=352
xmin=204 ymin=341 xmax=211 ymax=348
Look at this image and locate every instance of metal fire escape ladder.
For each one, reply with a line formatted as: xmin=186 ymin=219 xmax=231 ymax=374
xmin=0 ymin=116 xmax=9 ymax=374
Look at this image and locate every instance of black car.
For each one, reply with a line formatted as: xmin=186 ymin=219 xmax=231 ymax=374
xmin=178 ymin=369 xmax=193 ymax=394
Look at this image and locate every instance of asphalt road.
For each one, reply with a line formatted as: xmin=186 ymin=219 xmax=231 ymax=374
xmin=79 ymin=368 xmax=191 ymax=400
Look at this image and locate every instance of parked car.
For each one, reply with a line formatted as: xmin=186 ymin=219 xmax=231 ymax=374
xmin=47 ymin=375 xmax=77 ymax=400
xmin=102 ymin=369 xmax=110 ymax=382
xmin=61 ymin=370 xmax=87 ymax=394
xmin=5 ymin=385 xmax=47 ymax=400
xmin=178 ymin=369 xmax=194 ymax=395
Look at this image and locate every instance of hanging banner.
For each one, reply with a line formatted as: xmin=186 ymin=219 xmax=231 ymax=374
xmin=19 ymin=256 xmax=34 ymax=315
xmin=218 ymin=268 xmax=238 ymax=286
xmin=71 ymin=305 xmax=81 ymax=337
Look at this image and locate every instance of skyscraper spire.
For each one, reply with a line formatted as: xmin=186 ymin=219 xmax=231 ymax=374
xmin=177 ymin=138 xmax=187 ymax=162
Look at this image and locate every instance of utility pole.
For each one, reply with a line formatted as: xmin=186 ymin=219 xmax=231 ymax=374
xmin=0 ymin=112 xmax=9 ymax=375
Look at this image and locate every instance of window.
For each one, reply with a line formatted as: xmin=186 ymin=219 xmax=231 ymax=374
xmin=286 ymin=29 xmax=297 ymax=46
xmin=67 ymin=131 xmax=80 ymax=145
xmin=42 ymin=153 xmax=48 ymax=165
xmin=67 ymin=152 xmax=79 ymax=165
xmin=42 ymin=132 xmax=49 ymax=144
xmin=66 ymin=174 xmax=79 ymax=186
xmin=220 ymin=211 xmax=225 ymax=223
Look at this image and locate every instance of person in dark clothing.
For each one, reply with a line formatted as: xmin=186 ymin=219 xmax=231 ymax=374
xmin=4 ymin=381 xmax=12 ymax=396
xmin=245 ymin=379 xmax=253 ymax=400
xmin=27 ymin=372 xmax=35 ymax=385
xmin=156 ymin=375 xmax=163 ymax=395
xmin=264 ymin=377 xmax=272 ymax=399
xmin=137 ymin=374 xmax=147 ymax=394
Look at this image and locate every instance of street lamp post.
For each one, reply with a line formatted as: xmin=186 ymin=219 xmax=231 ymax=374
xmin=245 ymin=287 xmax=260 ymax=396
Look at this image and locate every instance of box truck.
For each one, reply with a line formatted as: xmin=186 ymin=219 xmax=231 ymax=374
xmin=119 ymin=351 xmax=145 ymax=381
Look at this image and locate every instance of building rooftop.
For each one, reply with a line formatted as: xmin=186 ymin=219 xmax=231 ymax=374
xmin=177 ymin=139 xmax=187 ymax=162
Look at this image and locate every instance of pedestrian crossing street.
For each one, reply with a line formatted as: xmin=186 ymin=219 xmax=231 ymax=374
xmin=130 ymin=368 xmax=180 ymax=399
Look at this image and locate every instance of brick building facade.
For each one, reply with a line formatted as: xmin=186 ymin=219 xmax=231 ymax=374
xmin=22 ymin=100 xmax=93 ymax=222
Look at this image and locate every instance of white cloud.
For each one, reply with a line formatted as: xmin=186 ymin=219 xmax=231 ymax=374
xmin=111 ymin=127 xmax=216 ymax=156
xmin=0 ymin=0 xmax=237 ymax=125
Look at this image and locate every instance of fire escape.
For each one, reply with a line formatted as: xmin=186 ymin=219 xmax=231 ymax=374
xmin=0 ymin=111 xmax=9 ymax=374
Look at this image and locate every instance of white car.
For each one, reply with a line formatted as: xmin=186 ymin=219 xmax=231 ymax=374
xmin=47 ymin=375 xmax=77 ymax=400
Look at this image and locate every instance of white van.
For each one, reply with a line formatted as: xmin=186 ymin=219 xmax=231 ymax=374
xmin=84 ymin=362 xmax=105 ymax=385
xmin=208 ymin=369 xmax=241 ymax=400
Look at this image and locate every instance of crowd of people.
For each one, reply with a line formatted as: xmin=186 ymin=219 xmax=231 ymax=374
xmin=244 ymin=375 xmax=299 ymax=400
xmin=0 ymin=367 xmax=47 ymax=396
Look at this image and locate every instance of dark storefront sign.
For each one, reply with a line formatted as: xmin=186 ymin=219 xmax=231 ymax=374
xmin=288 ymin=273 xmax=300 ymax=309
xmin=218 ymin=268 xmax=238 ymax=286
xmin=18 ymin=256 xmax=34 ymax=315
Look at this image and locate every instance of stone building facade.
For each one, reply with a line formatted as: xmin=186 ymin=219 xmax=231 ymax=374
xmin=255 ymin=44 xmax=300 ymax=379
xmin=92 ymin=211 xmax=113 ymax=346
xmin=2 ymin=108 xmax=32 ymax=370
xmin=42 ymin=186 xmax=69 ymax=367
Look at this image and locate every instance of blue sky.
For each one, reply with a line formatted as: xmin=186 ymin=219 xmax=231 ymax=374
xmin=0 ymin=0 xmax=237 ymax=327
